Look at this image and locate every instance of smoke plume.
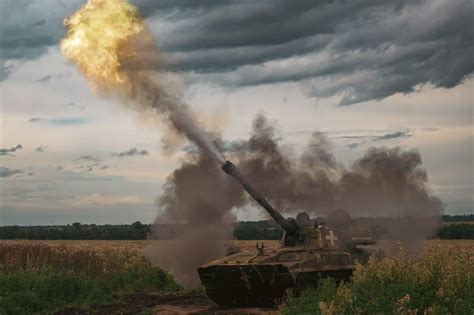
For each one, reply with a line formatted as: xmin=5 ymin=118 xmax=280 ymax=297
xmin=229 ymin=114 xmax=443 ymax=219
xmin=61 ymin=0 xmax=227 ymax=285
xmin=61 ymin=0 xmax=224 ymax=164
xmin=148 ymin=155 xmax=244 ymax=285
xmin=150 ymin=113 xmax=442 ymax=285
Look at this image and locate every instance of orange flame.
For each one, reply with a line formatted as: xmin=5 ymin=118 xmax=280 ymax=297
xmin=60 ymin=0 xmax=144 ymax=88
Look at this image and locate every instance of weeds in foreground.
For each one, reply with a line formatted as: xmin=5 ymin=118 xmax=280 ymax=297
xmin=0 ymin=241 xmax=144 ymax=276
xmin=0 ymin=241 xmax=181 ymax=314
xmin=283 ymin=244 xmax=474 ymax=314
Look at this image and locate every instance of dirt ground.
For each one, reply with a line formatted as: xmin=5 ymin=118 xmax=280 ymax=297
xmin=57 ymin=292 xmax=280 ymax=314
xmin=151 ymin=294 xmax=280 ymax=315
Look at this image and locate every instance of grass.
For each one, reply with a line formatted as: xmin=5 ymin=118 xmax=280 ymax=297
xmin=0 ymin=241 xmax=181 ymax=314
xmin=1 ymin=240 xmax=473 ymax=314
xmin=0 ymin=271 xmax=112 ymax=314
xmin=282 ymin=242 xmax=474 ymax=314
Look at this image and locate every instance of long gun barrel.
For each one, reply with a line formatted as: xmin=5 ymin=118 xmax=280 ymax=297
xmin=222 ymin=161 xmax=298 ymax=235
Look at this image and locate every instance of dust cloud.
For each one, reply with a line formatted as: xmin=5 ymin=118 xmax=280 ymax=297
xmin=150 ymin=113 xmax=443 ymax=285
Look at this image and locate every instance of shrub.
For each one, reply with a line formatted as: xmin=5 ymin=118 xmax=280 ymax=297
xmin=282 ymin=243 xmax=474 ymax=314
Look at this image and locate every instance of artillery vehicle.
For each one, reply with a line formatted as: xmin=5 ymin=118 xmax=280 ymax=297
xmin=198 ymin=161 xmax=383 ymax=307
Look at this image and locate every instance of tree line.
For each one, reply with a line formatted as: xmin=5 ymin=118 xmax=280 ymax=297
xmin=1 ymin=216 xmax=473 ymax=240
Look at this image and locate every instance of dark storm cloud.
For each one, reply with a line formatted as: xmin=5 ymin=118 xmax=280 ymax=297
xmin=132 ymin=0 xmax=230 ymax=17
xmin=30 ymin=19 xmax=46 ymax=27
xmin=0 ymin=167 xmax=23 ymax=178
xmin=112 ymin=148 xmax=149 ymax=157
xmin=2 ymin=0 xmax=472 ymax=104
xmin=143 ymin=0 xmax=473 ymax=104
xmin=0 ymin=144 xmax=23 ymax=156
xmin=0 ymin=0 xmax=82 ymax=81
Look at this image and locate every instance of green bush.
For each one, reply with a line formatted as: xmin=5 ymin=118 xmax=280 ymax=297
xmin=283 ymin=278 xmax=338 ymax=314
xmin=108 ymin=262 xmax=181 ymax=294
xmin=282 ymin=245 xmax=474 ymax=314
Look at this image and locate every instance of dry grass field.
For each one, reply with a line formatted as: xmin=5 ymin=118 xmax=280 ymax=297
xmin=3 ymin=238 xmax=470 ymax=251
xmin=1 ymin=239 xmax=473 ymax=274
xmin=1 ymin=239 xmax=473 ymax=314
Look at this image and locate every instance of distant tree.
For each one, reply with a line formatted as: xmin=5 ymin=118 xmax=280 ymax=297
xmin=132 ymin=221 xmax=143 ymax=229
xmin=438 ymin=224 xmax=474 ymax=239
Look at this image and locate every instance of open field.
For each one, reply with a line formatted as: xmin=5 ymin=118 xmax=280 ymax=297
xmin=1 ymin=239 xmax=473 ymax=314
xmin=2 ymin=238 xmax=471 ymax=251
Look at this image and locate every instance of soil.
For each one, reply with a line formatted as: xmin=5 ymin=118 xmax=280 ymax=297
xmin=56 ymin=292 xmax=281 ymax=315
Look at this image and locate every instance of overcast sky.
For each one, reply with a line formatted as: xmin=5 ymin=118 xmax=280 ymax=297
xmin=1 ymin=0 xmax=473 ymax=225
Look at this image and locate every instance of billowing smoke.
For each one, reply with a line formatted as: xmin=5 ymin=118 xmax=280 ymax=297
xmin=150 ymin=113 xmax=442 ymax=284
xmin=228 ymin=114 xmax=443 ymax=219
xmin=231 ymin=114 xmax=442 ymax=256
xmin=148 ymin=156 xmax=244 ymax=285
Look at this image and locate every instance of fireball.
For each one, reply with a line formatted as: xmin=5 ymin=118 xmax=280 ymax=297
xmin=60 ymin=0 xmax=144 ymax=87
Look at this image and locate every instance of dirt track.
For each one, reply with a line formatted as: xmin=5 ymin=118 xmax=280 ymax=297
xmin=57 ymin=292 xmax=280 ymax=315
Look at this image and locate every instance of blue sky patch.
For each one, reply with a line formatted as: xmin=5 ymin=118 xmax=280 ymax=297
xmin=29 ymin=117 xmax=89 ymax=126
xmin=48 ymin=118 xmax=89 ymax=126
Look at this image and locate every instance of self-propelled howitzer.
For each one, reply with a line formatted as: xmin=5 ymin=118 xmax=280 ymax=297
xmin=198 ymin=160 xmax=383 ymax=307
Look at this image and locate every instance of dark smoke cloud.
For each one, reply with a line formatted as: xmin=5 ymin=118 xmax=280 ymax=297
xmin=229 ymin=114 xmax=442 ymax=218
xmin=0 ymin=144 xmax=23 ymax=156
xmin=148 ymin=155 xmax=244 ymax=286
xmin=150 ymin=113 xmax=443 ymax=284
xmin=112 ymin=148 xmax=149 ymax=157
